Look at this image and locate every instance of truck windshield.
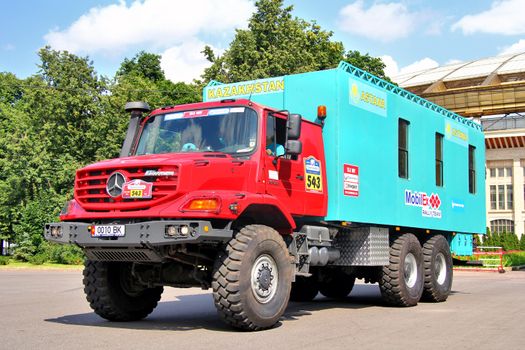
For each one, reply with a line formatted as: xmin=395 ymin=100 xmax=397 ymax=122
xmin=135 ymin=107 xmax=258 ymax=155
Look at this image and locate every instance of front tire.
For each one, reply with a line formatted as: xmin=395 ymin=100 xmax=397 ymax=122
xmin=422 ymin=235 xmax=453 ymax=302
xmin=212 ymin=225 xmax=293 ymax=331
xmin=83 ymin=261 xmax=163 ymax=321
xmin=379 ymin=233 xmax=424 ymax=306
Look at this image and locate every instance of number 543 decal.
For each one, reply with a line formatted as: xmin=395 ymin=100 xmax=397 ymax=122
xmin=304 ymin=156 xmax=323 ymax=193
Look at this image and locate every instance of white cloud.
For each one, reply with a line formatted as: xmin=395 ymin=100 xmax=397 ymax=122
xmin=382 ymin=55 xmax=439 ymax=78
xmin=445 ymin=59 xmax=463 ymax=65
xmin=338 ymin=1 xmax=416 ymax=42
xmin=380 ymin=55 xmax=399 ymax=77
xmin=44 ymin=0 xmax=254 ymax=54
xmin=499 ymin=39 xmax=525 ymax=55
xmin=452 ymin=0 xmax=525 ymax=35
xmin=161 ymin=40 xmax=221 ymax=83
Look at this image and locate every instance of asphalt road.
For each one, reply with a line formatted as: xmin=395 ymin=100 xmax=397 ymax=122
xmin=0 ymin=268 xmax=524 ymax=350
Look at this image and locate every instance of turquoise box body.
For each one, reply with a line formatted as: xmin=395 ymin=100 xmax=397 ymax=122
xmin=204 ymin=63 xmax=486 ymax=254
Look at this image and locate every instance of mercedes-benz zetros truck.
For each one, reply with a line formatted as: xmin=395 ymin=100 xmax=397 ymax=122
xmin=46 ymin=62 xmax=485 ymax=330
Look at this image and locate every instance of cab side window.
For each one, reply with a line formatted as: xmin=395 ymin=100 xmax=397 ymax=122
xmin=266 ymin=114 xmax=286 ymax=157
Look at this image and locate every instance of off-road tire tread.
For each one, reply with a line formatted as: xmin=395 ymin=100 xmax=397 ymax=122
xmin=83 ymin=260 xmax=163 ymax=322
xmin=212 ymin=224 xmax=290 ymax=331
xmin=422 ymin=235 xmax=452 ymax=302
xmin=379 ymin=233 xmax=422 ymax=307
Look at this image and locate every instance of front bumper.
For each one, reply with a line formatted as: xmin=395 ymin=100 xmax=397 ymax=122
xmin=44 ymin=220 xmax=232 ymax=248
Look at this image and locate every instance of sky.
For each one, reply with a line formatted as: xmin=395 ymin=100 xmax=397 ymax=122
xmin=1 ymin=0 xmax=525 ymax=83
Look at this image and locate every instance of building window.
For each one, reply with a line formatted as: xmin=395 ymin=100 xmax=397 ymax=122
xmin=506 ymin=167 xmax=512 ymax=177
xmin=490 ymin=185 xmax=497 ymax=210
xmin=398 ymin=119 xmax=409 ymax=179
xmin=435 ymin=133 xmax=443 ymax=186
xmin=490 ymin=219 xmax=514 ymax=234
xmin=492 ymin=184 xmax=513 ymax=210
xmin=468 ymin=145 xmax=476 ymax=193
xmin=506 ymin=184 xmax=513 ymax=210
xmin=489 ymin=168 xmax=496 ymax=177
xmin=498 ymin=185 xmax=505 ymax=209
xmin=498 ymin=168 xmax=504 ymax=177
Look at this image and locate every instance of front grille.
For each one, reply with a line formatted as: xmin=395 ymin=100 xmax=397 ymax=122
xmin=75 ymin=165 xmax=179 ymax=211
xmin=85 ymin=249 xmax=162 ymax=262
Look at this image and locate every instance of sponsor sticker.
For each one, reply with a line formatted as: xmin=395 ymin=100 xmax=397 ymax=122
xmin=122 ymin=179 xmax=153 ymax=199
xmin=445 ymin=121 xmax=468 ymax=147
xmin=304 ymin=156 xmax=323 ymax=193
xmin=451 ymin=198 xmax=465 ymax=213
xmin=404 ymin=189 xmax=442 ymax=219
xmin=183 ymin=110 xmax=209 ymax=118
xmin=164 ymin=112 xmax=183 ymax=121
xmin=349 ymin=78 xmax=387 ymax=117
xmin=343 ymin=164 xmax=359 ymax=197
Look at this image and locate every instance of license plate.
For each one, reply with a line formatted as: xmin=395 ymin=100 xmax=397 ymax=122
xmin=92 ymin=225 xmax=125 ymax=237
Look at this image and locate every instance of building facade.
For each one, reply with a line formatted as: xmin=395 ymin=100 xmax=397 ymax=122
xmin=483 ymin=115 xmax=525 ymax=237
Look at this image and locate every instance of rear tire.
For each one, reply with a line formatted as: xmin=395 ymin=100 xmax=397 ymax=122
xmin=422 ymin=235 xmax=453 ymax=302
xmin=318 ymin=268 xmax=355 ymax=299
xmin=379 ymin=233 xmax=424 ymax=306
xmin=83 ymin=260 xmax=163 ymax=321
xmin=212 ymin=225 xmax=293 ymax=331
xmin=290 ymin=276 xmax=319 ymax=302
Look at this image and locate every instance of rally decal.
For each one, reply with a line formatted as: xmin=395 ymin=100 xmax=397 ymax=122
xmin=122 ymin=179 xmax=153 ymax=199
xmin=343 ymin=164 xmax=359 ymax=197
xmin=304 ymin=156 xmax=323 ymax=193
xmin=404 ymin=189 xmax=442 ymax=219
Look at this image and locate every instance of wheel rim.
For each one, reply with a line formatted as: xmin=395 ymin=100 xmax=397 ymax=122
xmin=251 ymin=254 xmax=278 ymax=304
xmin=435 ymin=252 xmax=447 ymax=285
xmin=404 ymin=253 xmax=418 ymax=288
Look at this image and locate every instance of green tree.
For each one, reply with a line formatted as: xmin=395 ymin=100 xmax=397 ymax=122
xmin=0 ymin=47 xmax=108 ymax=257
xmin=483 ymin=227 xmax=492 ymax=246
xmin=117 ymin=51 xmax=165 ymax=82
xmin=202 ymin=0 xmax=388 ymax=83
xmin=520 ymin=234 xmax=525 ymax=251
xmin=103 ymin=51 xmax=201 ymax=159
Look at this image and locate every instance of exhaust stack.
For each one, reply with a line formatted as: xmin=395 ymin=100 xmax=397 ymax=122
xmin=120 ymin=101 xmax=150 ymax=158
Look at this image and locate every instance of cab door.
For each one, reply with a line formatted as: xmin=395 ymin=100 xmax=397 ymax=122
xmin=263 ymin=112 xmax=305 ymax=215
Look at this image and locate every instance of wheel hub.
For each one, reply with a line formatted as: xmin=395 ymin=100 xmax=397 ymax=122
xmin=404 ymin=253 xmax=418 ymax=288
xmin=435 ymin=252 xmax=447 ymax=285
xmin=251 ymin=254 xmax=279 ymax=303
xmin=257 ymin=264 xmax=273 ymax=291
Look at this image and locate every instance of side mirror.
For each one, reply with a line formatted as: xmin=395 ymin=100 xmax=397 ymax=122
xmin=285 ymin=140 xmax=302 ymax=156
xmin=287 ymin=114 xmax=302 ymax=140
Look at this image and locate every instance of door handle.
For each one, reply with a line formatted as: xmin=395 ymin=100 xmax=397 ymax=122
xmin=296 ymin=175 xmax=304 ymax=180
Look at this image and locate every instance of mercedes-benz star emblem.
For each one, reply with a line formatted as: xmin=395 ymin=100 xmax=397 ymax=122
xmin=106 ymin=172 xmax=126 ymax=197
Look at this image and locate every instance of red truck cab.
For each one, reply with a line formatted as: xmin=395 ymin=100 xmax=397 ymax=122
xmin=58 ymin=99 xmax=327 ymax=230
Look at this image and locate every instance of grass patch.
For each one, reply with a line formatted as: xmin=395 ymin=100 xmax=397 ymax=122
xmin=0 ymin=256 xmax=10 ymax=265
xmin=0 ymin=260 xmax=82 ymax=270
